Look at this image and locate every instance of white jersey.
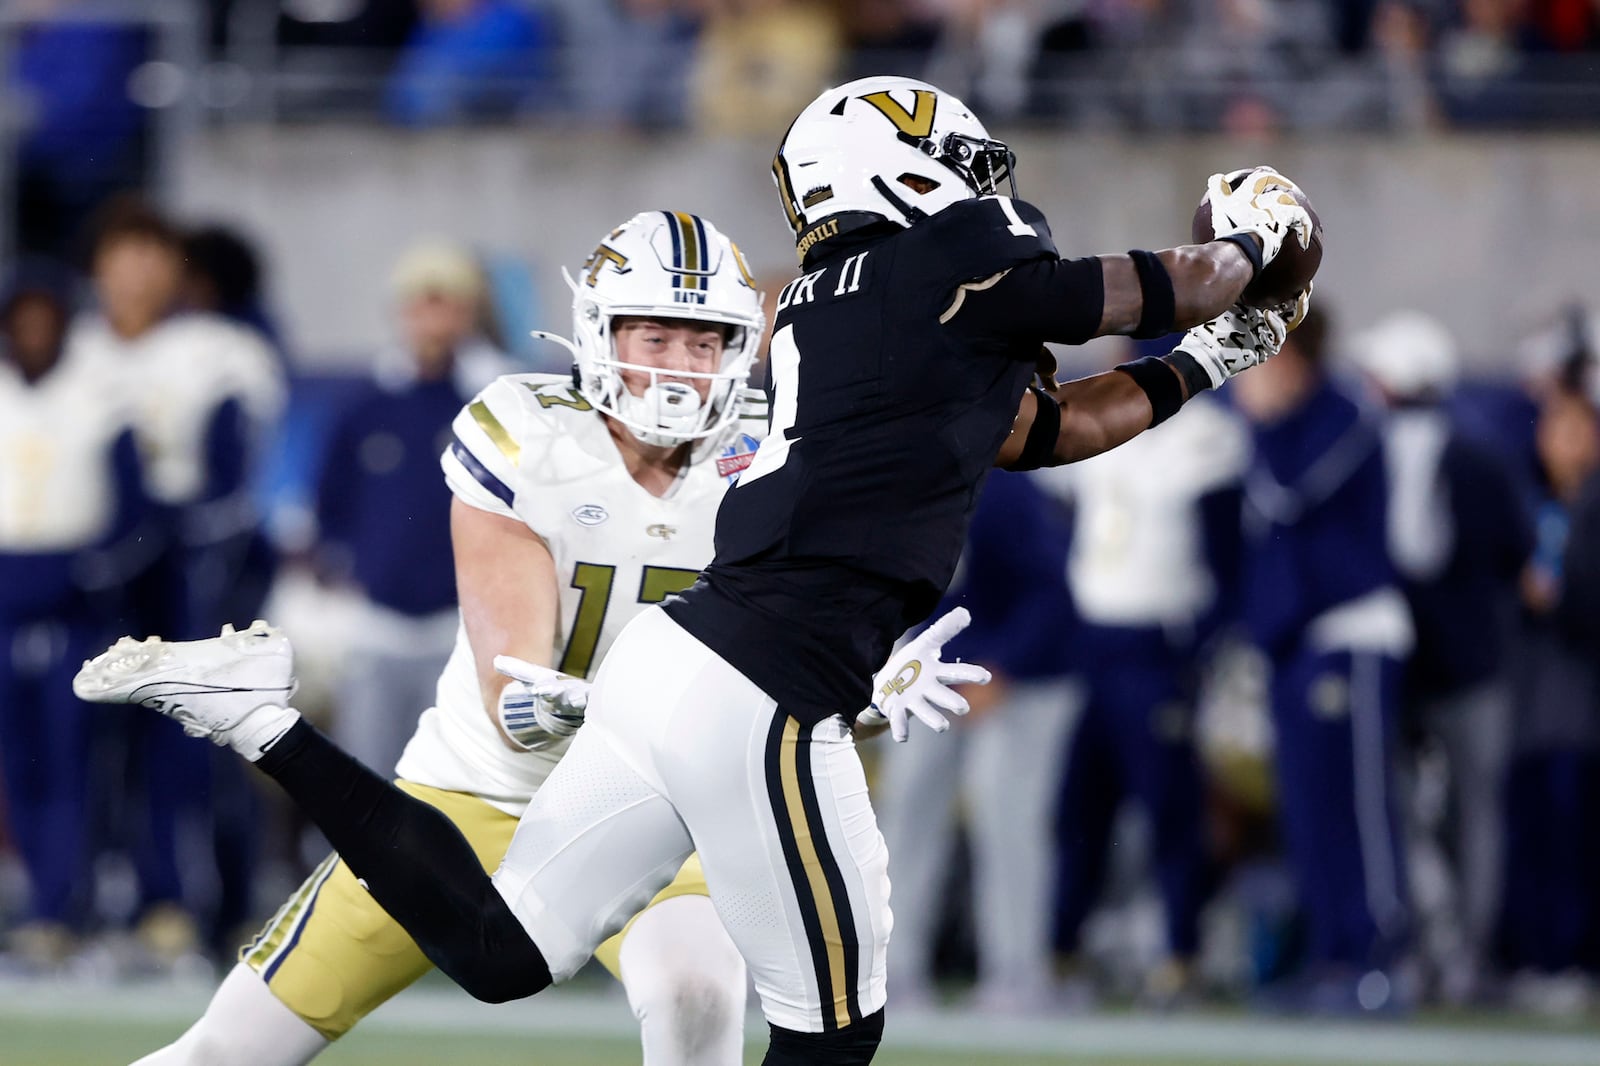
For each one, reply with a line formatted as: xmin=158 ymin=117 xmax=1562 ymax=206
xmin=0 ymin=350 xmax=136 ymax=551
xmin=395 ymin=373 xmax=767 ymax=815
xmin=65 ymin=312 xmax=284 ymax=505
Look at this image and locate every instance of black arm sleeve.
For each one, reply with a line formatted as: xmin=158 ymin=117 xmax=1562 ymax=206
xmin=944 ymin=255 xmax=1106 ymax=347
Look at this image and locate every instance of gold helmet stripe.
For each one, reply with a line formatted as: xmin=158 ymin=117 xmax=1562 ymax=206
xmin=772 ymin=149 xmax=803 ymax=235
xmin=673 ymin=211 xmax=703 ymax=291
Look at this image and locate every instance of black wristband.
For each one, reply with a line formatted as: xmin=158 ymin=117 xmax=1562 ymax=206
xmin=1114 ymin=356 xmax=1185 ymax=426
xmin=1010 ymin=386 xmax=1061 ymax=471
xmin=1164 ymin=349 xmax=1214 ymax=395
xmin=1216 ymin=232 xmax=1263 ymax=278
xmin=1128 ymin=249 xmax=1176 ymax=340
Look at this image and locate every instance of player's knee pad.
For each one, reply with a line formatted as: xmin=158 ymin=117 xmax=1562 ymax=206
xmin=638 ymin=968 xmax=745 ymax=1063
xmin=619 ymin=896 xmax=747 ymax=1059
xmin=764 ymin=1009 xmax=884 ymax=1066
xmin=628 ymin=961 xmax=745 ymax=1029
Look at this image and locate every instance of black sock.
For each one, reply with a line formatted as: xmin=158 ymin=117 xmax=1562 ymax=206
xmin=764 ymin=1009 xmax=885 ymax=1064
xmin=256 ymin=719 xmax=552 ymax=1002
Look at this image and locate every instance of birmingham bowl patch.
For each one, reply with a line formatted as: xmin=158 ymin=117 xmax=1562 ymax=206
xmin=717 ymin=434 xmax=760 ymax=483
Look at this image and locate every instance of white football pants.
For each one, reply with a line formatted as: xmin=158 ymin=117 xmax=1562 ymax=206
xmin=493 ymin=606 xmax=891 ymax=1033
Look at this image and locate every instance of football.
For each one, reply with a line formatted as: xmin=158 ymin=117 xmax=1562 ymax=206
xmin=1192 ymin=179 xmax=1322 ymax=308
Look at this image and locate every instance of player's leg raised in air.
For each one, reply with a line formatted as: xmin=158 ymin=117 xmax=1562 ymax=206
xmin=76 ymin=611 xmax=892 ymax=1065
xmin=82 ymin=626 xmax=746 ymax=1066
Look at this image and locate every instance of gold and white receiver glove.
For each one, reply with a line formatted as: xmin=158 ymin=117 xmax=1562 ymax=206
xmin=494 ymin=655 xmax=590 ymax=752
xmin=857 ymin=607 xmax=992 ymax=742
xmin=1172 ymin=302 xmax=1294 ymax=390
xmin=1205 ymin=167 xmax=1313 ymax=267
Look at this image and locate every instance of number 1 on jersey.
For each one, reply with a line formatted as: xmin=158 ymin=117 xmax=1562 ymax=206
xmin=985 ymin=195 xmax=1037 ymax=238
xmin=559 ymin=563 xmax=615 ymax=677
xmin=738 ymin=325 xmax=800 ymax=486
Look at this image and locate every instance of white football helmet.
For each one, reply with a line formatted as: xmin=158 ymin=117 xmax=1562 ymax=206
xmin=534 ymin=212 xmax=765 ymax=448
xmin=772 ymin=76 xmax=1017 ymax=257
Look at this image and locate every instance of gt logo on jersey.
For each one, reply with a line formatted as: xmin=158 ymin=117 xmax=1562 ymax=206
xmin=646 ymin=524 xmax=676 ymax=540
xmin=717 ymin=434 xmax=760 ymax=483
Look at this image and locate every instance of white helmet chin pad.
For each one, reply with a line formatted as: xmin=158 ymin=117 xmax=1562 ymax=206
xmin=619 ymin=380 xmax=703 ymax=447
xmin=542 ymin=211 xmax=766 ymax=447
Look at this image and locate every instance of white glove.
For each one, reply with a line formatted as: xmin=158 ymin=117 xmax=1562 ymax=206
xmin=494 ymin=655 xmax=590 ymax=752
xmin=857 ymin=607 xmax=992 ymax=742
xmin=1205 ymin=166 xmax=1313 ymax=267
xmin=1173 ymin=301 xmax=1295 ymax=389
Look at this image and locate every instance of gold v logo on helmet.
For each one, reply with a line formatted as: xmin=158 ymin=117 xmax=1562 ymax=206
xmin=860 ymin=90 xmax=937 ymax=139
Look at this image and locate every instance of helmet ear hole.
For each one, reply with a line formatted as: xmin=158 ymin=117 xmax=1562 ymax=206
xmin=897 ymin=173 xmax=941 ymax=194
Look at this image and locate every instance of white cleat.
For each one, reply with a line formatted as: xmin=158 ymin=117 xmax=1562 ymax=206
xmin=74 ymin=620 xmax=302 ymax=761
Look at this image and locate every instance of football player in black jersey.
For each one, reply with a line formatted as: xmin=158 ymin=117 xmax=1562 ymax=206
xmin=79 ymin=77 xmax=1312 ymax=1065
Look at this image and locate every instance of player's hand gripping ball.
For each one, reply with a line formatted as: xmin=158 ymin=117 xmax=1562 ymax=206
xmin=1193 ymin=167 xmax=1322 ymax=308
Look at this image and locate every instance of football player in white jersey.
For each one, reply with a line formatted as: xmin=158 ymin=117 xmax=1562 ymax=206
xmin=112 ymin=210 xmax=760 ymax=1065
xmin=112 ymin=211 xmax=977 ymax=1066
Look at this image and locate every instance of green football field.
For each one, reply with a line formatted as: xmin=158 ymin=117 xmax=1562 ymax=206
xmin=0 ymin=1016 xmax=1328 ymax=1066
xmin=5 ymin=979 xmax=1600 ymax=1066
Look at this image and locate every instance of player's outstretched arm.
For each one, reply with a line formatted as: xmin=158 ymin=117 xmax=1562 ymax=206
xmin=1096 ymin=241 xmax=1255 ymax=337
xmin=995 ymin=372 xmax=1163 ymax=468
xmin=997 ymin=302 xmax=1298 ymax=470
xmin=1097 ymin=169 xmax=1313 ymax=338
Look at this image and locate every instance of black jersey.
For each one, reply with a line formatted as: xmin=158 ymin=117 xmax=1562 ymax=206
xmin=664 ymin=196 xmax=1105 ymax=723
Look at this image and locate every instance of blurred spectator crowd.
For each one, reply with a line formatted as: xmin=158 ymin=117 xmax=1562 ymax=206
xmin=875 ymin=303 xmax=1600 ymax=1018
xmin=200 ymin=0 xmax=1600 ymax=130
xmin=6 ymin=1 xmax=1595 ymax=268
xmin=0 ymin=196 xmax=513 ymax=979
xmin=1 ymin=0 xmax=1596 ymax=163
